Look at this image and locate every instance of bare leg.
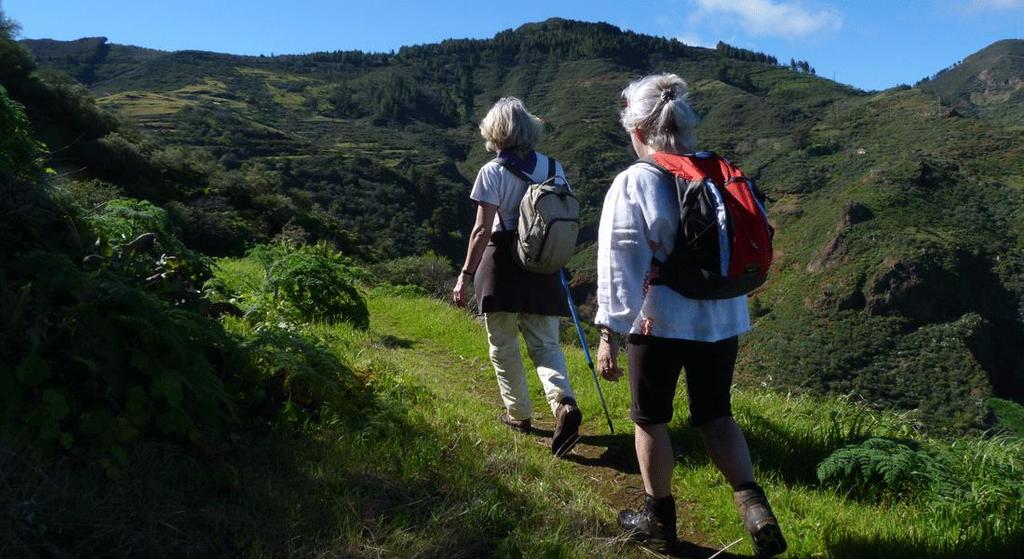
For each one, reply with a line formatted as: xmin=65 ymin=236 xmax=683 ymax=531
xmin=697 ymin=416 xmax=755 ymax=488
xmin=635 ymin=422 xmax=674 ymax=498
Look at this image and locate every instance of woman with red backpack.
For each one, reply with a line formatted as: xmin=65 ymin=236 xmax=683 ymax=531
xmin=594 ymin=74 xmax=786 ymax=557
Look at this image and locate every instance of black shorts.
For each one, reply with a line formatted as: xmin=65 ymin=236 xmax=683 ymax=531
xmin=626 ymin=334 xmax=739 ymax=426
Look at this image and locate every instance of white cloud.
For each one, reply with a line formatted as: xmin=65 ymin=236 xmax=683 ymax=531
xmin=692 ymin=0 xmax=843 ymax=38
xmin=676 ymin=32 xmax=714 ymax=48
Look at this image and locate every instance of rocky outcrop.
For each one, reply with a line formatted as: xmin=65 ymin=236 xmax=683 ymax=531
xmin=818 ymin=273 xmax=866 ymax=312
xmin=806 ymin=233 xmax=848 ymax=273
xmin=864 ymin=256 xmax=951 ymax=322
xmin=864 ymin=250 xmax=1011 ymax=323
xmin=806 ymin=202 xmax=874 ymax=274
xmin=861 ymin=249 xmax=1024 ymax=401
xmin=837 ymin=202 xmax=874 ymax=229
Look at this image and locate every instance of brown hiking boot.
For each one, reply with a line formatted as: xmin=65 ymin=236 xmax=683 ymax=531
xmin=499 ymin=411 xmax=531 ymax=434
xmin=734 ymin=484 xmax=787 ymax=558
xmin=618 ymin=494 xmax=677 ymax=553
xmin=552 ymin=397 xmax=582 ymax=457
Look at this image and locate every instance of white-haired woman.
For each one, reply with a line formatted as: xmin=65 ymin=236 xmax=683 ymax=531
xmin=452 ymin=97 xmax=582 ymax=457
xmin=594 ymin=74 xmax=787 ymax=556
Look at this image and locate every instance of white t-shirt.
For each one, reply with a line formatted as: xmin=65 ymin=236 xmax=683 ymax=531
xmin=470 ymin=152 xmax=568 ymax=232
xmin=593 ymin=162 xmax=751 ymax=342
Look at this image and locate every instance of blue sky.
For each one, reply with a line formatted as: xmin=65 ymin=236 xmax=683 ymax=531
xmin=5 ymin=0 xmax=1022 ymax=91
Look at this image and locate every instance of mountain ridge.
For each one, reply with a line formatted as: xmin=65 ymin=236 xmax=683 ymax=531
xmin=17 ymin=19 xmax=1024 ymax=434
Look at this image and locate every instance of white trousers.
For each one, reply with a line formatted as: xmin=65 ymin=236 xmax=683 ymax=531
xmin=483 ymin=312 xmax=575 ymax=421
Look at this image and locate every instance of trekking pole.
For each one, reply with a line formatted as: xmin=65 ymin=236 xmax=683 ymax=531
xmin=559 ymin=270 xmax=614 ymax=434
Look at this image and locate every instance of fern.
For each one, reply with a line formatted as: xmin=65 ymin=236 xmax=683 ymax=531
xmin=816 ymin=438 xmax=945 ymax=502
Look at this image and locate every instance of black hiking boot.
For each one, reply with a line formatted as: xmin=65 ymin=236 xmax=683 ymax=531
xmin=734 ymin=483 xmax=787 ymax=558
xmin=499 ymin=411 xmax=531 ymax=434
xmin=552 ymin=397 xmax=582 ymax=457
xmin=618 ymin=494 xmax=677 ymax=553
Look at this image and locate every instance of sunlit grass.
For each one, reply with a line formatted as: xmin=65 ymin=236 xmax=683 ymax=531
xmin=366 ymin=293 xmax=1024 ymax=558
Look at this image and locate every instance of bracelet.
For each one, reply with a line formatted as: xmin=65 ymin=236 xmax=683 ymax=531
xmin=460 ymin=269 xmax=474 ymax=277
xmin=599 ymin=328 xmax=621 ymax=344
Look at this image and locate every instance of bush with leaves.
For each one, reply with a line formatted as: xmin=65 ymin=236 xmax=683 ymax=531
xmin=81 ymin=198 xmax=211 ymax=307
xmin=205 ymin=251 xmax=370 ymax=422
xmin=245 ymin=241 xmax=369 ymax=328
xmin=225 ymin=318 xmax=363 ymax=422
xmin=0 ymin=251 xmax=245 ymax=466
xmin=371 ymin=252 xmax=454 ymax=298
xmin=0 ymin=12 xmax=35 ymax=83
xmin=0 ymin=86 xmax=252 ymax=465
xmin=0 ymin=85 xmax=44 ymax=184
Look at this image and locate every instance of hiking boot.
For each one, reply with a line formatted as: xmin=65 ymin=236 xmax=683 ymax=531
xmin=551 ymin=397 xmax=582 ymax=457
xmin=618 ymin=494 xmax=677 ymax=553
xmin=499 ymin=411 xmax=531 ymax=434
xmin=734 ymin=484 xmax=787 ymax=558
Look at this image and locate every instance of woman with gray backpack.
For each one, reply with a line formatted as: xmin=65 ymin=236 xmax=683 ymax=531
xmin=452 ymin=96 xmax=582 ymax=458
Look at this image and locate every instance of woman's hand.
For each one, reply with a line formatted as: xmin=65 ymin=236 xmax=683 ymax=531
xmin=597 ymin=336 xmax=624 ymax=382
xmin=452 ymin=274 xmax=469 ymax=308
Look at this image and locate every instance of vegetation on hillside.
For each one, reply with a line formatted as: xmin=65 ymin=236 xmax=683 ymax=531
xmin=19 ymin=19 xmax=1024 ymax=433
xmin=2 ymin=7 xmax=1024 ymax=556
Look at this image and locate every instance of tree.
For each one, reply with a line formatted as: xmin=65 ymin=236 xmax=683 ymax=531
xmin=0 ymin=6 xmax=36 ymax=82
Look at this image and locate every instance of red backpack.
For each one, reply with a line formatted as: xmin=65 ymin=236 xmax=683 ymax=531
xmin=638 ymin=151 xmax=774 ymax=299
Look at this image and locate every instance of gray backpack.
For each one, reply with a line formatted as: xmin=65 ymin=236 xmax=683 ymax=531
xmin=496 ymin=156 xmax=580 ymax=274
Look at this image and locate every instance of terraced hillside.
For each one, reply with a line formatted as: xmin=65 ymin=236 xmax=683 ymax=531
xmin=22 ymin=20 xmax=1024 ymax=434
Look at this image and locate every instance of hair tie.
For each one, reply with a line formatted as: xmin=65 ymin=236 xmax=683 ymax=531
xmin=660 ymin=89 xmax=676 ymax=102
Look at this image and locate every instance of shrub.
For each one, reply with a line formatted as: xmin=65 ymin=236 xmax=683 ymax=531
xmin=83 ymin=198 xmax=211 ymax=306
xmin=53 ymin=178 xmax=123 ymax=210
xmin=0 ymin=85 xmax=44 ymax=184
xmin=0 ymin=252 xmax=241 ymax=465
xmin=248 ymin=242 xmax=369 ymax=328
xmin=227 ymin=319 xmax=361 ymax=422
xmin=164 ymin=197 xmax=256 ymax=257
xmin=371 ymin=253 xmax=454 ymax=298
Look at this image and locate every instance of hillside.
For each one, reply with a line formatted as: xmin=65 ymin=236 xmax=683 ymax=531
xmin=20 ymin=20 xmax=1024 ymax=434
xmin=917 ymin=39 xmax=1024 ymax=123
xmin=3 ymin=13 xmax=1024 ymax=557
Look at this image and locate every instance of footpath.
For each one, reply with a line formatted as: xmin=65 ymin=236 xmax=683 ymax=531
xmin=366 ymin=296 xmax=744 ymax=559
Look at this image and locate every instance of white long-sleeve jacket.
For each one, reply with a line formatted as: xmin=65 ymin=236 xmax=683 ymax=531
xmin=593 ymin=163 xmax=751 ymax=342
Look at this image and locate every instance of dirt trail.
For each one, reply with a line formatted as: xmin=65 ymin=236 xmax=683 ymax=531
xmin=371 ymin=313 xmax=745 ymax=559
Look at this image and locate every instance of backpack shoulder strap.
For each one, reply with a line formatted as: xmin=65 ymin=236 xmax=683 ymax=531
xmin=645 ymin=152 xmax=713 ymax=181
xmin=493 ymin=157 xmax=534 ymax=184
xmin=632 ymin=156 xmax=674 ymax=184
xmin=634 ymin=155 xmax=665 ymax=172
xmin=547 ymin=156 xmax=556 ymax=180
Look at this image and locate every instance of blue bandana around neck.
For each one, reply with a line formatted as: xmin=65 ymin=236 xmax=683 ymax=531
xmin=496 ymin=150 xmax=537 ymax=175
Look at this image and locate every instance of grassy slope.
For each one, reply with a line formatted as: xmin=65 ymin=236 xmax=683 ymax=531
xmin=6 ymin=254 xmax=1019 ymax=557
xmin=363 ymin=294 xmax=1023 ymax=558
xmin=20 ymin=23 xmax=1024 ymax=432
xmin=917 ymin=39 xmax=1024 ymax=124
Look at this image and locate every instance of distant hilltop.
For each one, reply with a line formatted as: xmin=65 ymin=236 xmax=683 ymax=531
xmin=17 ymin=19 xmax=1024 ymax=434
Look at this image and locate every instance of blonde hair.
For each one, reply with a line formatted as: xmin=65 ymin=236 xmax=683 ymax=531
xmin=479 ymin=97 xmax=544 ymax=152
xmin=620 ymin=73 xmax=699 ymax=154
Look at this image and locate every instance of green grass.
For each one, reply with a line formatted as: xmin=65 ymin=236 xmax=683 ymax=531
xmin=361 ymin=293 xmax=1023 ymax=558
xmin=210 ymin=246 xmax=1022 ymax=558
xmin=5 ymin=254 xmax=1021 ymax=557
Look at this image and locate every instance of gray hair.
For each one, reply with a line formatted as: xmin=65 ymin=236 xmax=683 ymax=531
xmin=479 ymin=97 xmax=544 ymax=152
xmin=620 ymin=73 xmax=699 ymax=153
